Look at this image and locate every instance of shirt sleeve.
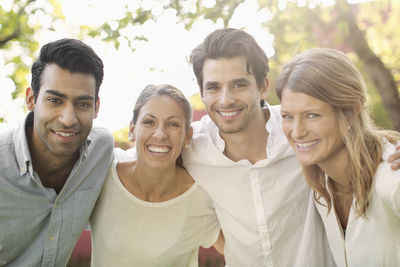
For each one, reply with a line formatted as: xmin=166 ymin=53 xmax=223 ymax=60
xmin=375 ymin=143 xmax=400 ymax=218
xmin=200 ymin=198 xmax=221 ymax=248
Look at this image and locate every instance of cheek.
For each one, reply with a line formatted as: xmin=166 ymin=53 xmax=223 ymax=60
xmin=79 ymin=114 xmax=95 ymax=128
xmin=173 ymin=131 xmax=186 ymax=147
xmin=201 ymin=95 xmax=212 ymax=107
xmin=281 ymin=123 xmax=291 ymax=139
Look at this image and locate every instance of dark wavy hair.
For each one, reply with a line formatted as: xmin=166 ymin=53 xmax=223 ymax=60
xmin=190 ymin=28 xmax=270 ymax=100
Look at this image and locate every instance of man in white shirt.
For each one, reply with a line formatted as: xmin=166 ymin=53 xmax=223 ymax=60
xmin=182 ymin=28 xmax=333 ymax=266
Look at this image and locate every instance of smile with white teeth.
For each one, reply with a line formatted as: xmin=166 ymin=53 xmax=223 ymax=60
xmin=218 ymin=110 xmax=240 ymax=117
xmin=55 ymin=131 xmax=76 ymax=137
xmin=296 ymin=140 xmax=320 ymax=148
xmin=147 ymin=145 xmax=170 ymax=153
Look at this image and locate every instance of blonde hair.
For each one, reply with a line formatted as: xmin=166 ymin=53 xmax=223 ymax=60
xmin=275 ymin=48 xmax=400 ymax=216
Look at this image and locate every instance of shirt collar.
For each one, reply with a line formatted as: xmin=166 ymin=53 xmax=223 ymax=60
xmin=13 ymin=112 xmax=92 ymax=176
xmin=14 ymin=112 xmax=34 ymax=176
xmin=264 ymin=102 xmax=276 ymax=134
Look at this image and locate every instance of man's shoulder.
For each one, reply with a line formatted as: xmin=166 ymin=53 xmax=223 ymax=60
xmin=0 ymin=126 xmax=20 ymax=157
xmin=376 ymin=141 xmax=399 ymax=179
xmin=267 ymin=104 xmax=282 ymax=120
xmin=89 ymin=127 xmax=114 ymax=143
xmin=0 ymin=127 xmax=14 ymax=146
xmin=192 ymin=115 xmax=218 ymax=137
xmin=88 ymin=127 xmax=115 ymax=153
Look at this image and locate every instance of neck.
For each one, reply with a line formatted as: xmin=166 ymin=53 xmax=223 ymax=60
xmin=319 ymin=147 xmax=352 ymax=192
xmin=26 ymin=127 xmax=79 ymax=193
xmin=126 ymin=160 xmax=192 ymax=202
xmin=221 ymin=108 xmax=269 ymax=164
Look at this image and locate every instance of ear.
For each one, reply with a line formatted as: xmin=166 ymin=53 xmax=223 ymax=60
xmin=94 ymin=97 xmax=100 ymax=119
xmin=26 ymin=87 xmax=35 ymax=111
xmin=184 ymin=127 xmax=193 ymax=147
xmin=128 ymin=121 xmax=136 ymax=142
xmin=260 ymin=78 xmax=269 ymax=99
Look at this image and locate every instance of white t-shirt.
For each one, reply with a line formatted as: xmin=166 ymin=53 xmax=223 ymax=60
xmin=90 ymin=159 xmax=220 ymax=267
xmin=182 ymin=105 xmax=334 ymax=267
xmin=316 ymin=140 xmax=400 ymax=267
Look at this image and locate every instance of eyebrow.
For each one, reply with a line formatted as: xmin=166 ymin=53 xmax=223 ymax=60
xmin=280 ymin=108 xmax=323 ymax=113
xmin=44 ymin=89 xmax=95 ymax=101
xmin=204 ymin=81 xmax=219 ymax=88
xmin=143 ymin=114 xmax=183 ymax=120
xmin=204 ymin=78 xmax=251 ymax=88
xmin=232 ymin=78 xmax=251 ymax=85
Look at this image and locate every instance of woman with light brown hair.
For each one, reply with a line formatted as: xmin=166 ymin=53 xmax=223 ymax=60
xmin=275 ymin=48 xmax=400 ymax=267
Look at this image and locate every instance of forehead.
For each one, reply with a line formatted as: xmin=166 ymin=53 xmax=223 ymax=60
xmin=281 ymin=89 xmax=333 ymax=111
xmin=40 ymin=64 xmax=96 ymax=97
xmin=140 ymin=95 xmax=185 ymax=118
xmin=202 ymin=56 xmax=253 ymax=83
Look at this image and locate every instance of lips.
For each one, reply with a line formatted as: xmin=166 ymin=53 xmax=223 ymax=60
xmin=217 ymin=108 xmax=242 ymax=119
xmin=54 ymin=131 xmax=77 ymax=137
xmin=295 ymin=139 xmax=320 ymax=149
xmin=147 ymin=145 xmax=171 ymax=153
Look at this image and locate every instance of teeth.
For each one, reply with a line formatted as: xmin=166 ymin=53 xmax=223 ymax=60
xmin=147 ymin=145 xmax=170 ymax=153
xmin=219 ymin=111 xmax=239 ymax=117
xmin=55 ymin=131 xmax=76 ymax=137
xmin=296 ymin=140 xmax=319 ymax=148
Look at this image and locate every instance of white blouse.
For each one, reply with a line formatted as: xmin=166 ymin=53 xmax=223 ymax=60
xmin=316 ymin=141 xmax=400 ymax=267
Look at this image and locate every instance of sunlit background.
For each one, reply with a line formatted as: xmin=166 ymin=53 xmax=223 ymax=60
xmin=1 ymin=0 xmax=277 ymax=132
xmin=1 ymin=0 xmax=398 ymax=138
xmin=1 ymin=0 xmax=399 ymax=266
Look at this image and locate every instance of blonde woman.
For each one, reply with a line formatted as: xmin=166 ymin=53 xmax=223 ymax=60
xmin=90 ymin=84 xmax=223 ymax=266
xmin=276 ymin=48 xmax=400 ymax=267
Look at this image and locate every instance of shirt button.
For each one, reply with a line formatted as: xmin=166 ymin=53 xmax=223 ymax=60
xmin=49 ymin=236 xmax=54 ymax=240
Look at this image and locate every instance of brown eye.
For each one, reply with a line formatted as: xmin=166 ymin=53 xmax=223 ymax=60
xmin=167 ymin=121 xmax=180 ymax=127
xmin=48 ymin=98 xmax=61 ymax=104
xmin=142 ymin=119 xmax=154 ymax=125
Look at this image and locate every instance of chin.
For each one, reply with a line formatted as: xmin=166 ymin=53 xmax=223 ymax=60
xmin=297 ymin=157 xmax=317 ymax=167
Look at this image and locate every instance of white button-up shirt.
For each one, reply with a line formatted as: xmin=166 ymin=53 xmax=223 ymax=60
xmin=183 ymin=105 xmax=334 ymax=267
xmin=316 ymin=140 xmax=400 ymax=267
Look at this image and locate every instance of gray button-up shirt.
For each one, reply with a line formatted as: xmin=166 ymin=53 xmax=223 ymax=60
xmin=0 ymin=112 xmax=114 ymax=266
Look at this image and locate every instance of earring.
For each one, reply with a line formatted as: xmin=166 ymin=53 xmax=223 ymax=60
xmin=184 ymin=143 xmax=189 ymax=148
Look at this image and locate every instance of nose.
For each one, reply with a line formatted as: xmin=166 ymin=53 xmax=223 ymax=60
xmin=291 ymin=118 xmax=307 ymax=139
xmin=153 ymin=124 xmax=167 ymax=140
xmin=59 ymin=104 xmax=78 ymax=127
xmin=219 ymin=87 xmax=235 ymax=106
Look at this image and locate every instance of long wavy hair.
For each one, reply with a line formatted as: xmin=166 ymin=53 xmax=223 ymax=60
xmin=275 ymin=48 xmax=400 ymax=216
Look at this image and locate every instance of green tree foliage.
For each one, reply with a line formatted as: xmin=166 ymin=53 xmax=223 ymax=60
xmin=262 ymin=0 xmax=400 ymax=130
xmin=0 ymin=0 xmax=63 ymax=99
xmin=168 ymin=0 xmax=400 ymax=130
xmin=92 ymin=0 xmax=399 ymax=130
xmin=2 ymin=0 xmax=399 ymax=131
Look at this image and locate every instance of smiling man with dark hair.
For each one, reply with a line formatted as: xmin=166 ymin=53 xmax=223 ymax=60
xmin=0 ymin=38 xmax=114 ymax=266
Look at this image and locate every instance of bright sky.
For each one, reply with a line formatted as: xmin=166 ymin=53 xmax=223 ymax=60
xmin=0 ymin=0 xmax=275 ymax=132
xmin=46 ymin=0 xmax=274 ymax=132
xmin=0 ymin=0 xmax=370 ymax=132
